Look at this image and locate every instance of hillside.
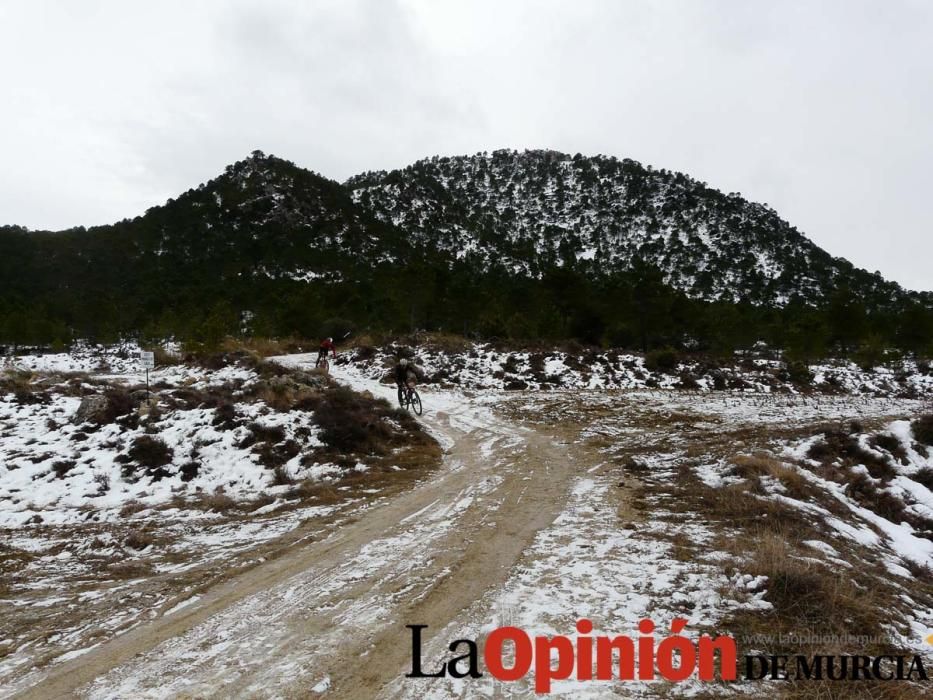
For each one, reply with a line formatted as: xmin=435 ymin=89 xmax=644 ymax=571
xmin=348 ymin=149 xmax=906 ymax=306
xmin=1 ymin=149 xmax=931 ymax=354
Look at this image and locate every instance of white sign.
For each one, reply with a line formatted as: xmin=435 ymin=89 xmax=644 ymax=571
xmin=140 ymin=351 xmax=155 ymax=369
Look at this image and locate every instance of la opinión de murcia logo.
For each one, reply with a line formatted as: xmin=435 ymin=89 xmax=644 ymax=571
xmin=406 ymin=619 xmax=929 ymax=693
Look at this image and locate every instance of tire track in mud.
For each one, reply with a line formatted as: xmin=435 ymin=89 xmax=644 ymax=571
xmin=14 ymin=384 xmax=585 ymax=699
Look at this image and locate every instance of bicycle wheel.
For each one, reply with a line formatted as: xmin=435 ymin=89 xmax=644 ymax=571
xmin=316 ymin=358 xmax=329 ymax=373
xmin=410 ymin=389 xmax=422 ymax=416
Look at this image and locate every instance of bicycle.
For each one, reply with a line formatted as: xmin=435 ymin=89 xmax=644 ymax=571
xmin=315 ymin=355 xmax=330 ymax=373
xmin=398 ymin=383 xmax=423 ymax=416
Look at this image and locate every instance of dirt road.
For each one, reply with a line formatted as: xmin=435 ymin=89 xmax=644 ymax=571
xmin=14 ymin=371 xmax=594 ymax=699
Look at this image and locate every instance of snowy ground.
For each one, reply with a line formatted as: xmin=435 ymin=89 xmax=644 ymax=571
xmin=0 ymin=347 xmax=437 ymax=695
xmin=2 ymin=344 xmax=933 ymax=698
xmin=345 ymin=340 xmax=933 ymax=396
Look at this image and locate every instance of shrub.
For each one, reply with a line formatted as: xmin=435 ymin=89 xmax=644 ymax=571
xmin=913 ymin=468 xmax=933 ymax=491
xmin=51 ymin=460 xmax=77 ymax=479
xmin=913 ymin=415 xmax=933 ymax=447
xmin=212 ymin=402 xmax=239 ymax=430
xmin=199 ymin=491 xmax=237 ymax=513
xmin=644 ymin=348 xmax=679 ymax=373
xmin=314 ymin=385 xmax=396 ymax=454
xmin=807 ymin=430 xmax=895 ymax=480
xmin=238 ymin=422 xmax=286 ymax=449
xmin=179 ymin=461 xmax=200 ymax=482
xmin=124 ymin=530 xmax=155 ymax=550
xmin=786 ymin=361 xmax=814 ymax=385
xmin=353 ymin=345 xmax=377 ymax=362
xmin=272 ymin=465 xmax=295 ymax=485
xmin=128 ymin=435 xmax=172 ymax=467
xmin=870 ymin=433 xmax=908 ymax=465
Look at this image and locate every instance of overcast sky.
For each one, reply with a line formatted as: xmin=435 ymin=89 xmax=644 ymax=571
xmin=1 ymin=0 xmax=931 ymax=290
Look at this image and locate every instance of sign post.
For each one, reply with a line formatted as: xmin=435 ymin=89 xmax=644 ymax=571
xmin=140 ymin=351 xmax=155 ymax=400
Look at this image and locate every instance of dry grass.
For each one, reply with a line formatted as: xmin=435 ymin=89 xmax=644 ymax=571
xmin=107 ymin=561 xmax=155 ymax=579
xmin=731 ymin=454 xmax=811 ymax=500
xmin=219 ymin=337 xmax=305 ymax=357
xmin=196 ymin=491 xmax=238 ymax=513
xmin=124 ymin=529 xmax=156 ymax=551
xmin=636 ymin=418 xmax=933 ymax=696
xmin=119 ymin=500 xmax=148 ymax=518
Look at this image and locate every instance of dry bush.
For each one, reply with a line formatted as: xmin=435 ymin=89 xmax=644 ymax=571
xmin=748 ymin=533 xmax=883 ymax=633
xmin=807 ymin=430 xmax=896 ymax=481
xmin=272 ymin=465 xmax=295 ymax=486
xmin=190 ymin=349 xmax=261 ymax=371
xmin=242 ymin=493 xmax=276 ymax=512
xmin=237 ymin=421 xmax=287 ymax=449
xmin=352 ymin=345 xmax=378 ymax=362
xmin=399 ymin=331 xmax=471 ymax=354
xmin=124 ymin=530 xmax=156 ymax=550
xmin=311 ymin=385 xmax=399 ymax=455
xmin=98 ymin=387 xmax=138 ymax=425
xmin=731 ymin=455 xmax=810 ymax=500
xmin=197 ymin=491 xmax=237 ymax=513
xmin=644 ymin=347 xmax=679 ymax=373
xmin=870 ymin=433 xmax=909 ymax=465
xmin=844 ymin=472 xmax=911 ymax=525
xmin=254 ymin=439 xmax=300 ymax=469
xmin=152 ymin=346 xmax=183 ymax=366
xmin=0 ymin=369 xmax=34 ymax=394
xmin=119 ymin=500 xmax=148 ymax=518
xmin=108 ymin=561 xmax=154 ymax=579
xmin=703 ymin=481 xmax=811 ymax=530
xmin=219 ymin=336 xmax=302 ymax=358
xmin=285 ymin=480 xmax=341 ymax=504
xmin=212 ymin=402 xmax=239 ymax=430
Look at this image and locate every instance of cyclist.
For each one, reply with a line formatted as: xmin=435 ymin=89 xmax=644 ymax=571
xmin=394 ymin=358 xmax=422 ymax=405
xmin=316 ymin=337 xmax=337 ymax=368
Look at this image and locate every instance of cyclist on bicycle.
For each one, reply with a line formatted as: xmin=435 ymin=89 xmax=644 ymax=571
xmin=394 ymin=358 xmax=422 ymax=405
xmin=317 ymin=337 xmax=337 ymax=366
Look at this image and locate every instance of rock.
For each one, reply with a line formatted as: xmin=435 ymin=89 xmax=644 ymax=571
xmin=72 ymin=395 xmax=110 ymax=425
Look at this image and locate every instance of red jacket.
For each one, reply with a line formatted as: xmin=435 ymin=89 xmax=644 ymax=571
xmin=319 ymin=339 xmax=336 ymax=358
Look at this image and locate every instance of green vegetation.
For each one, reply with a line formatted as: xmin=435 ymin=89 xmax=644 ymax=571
xmin=1 ymin=150 xmax=931 ymax=360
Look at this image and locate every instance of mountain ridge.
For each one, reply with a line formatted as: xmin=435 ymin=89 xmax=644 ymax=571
xmin=1 ymin=149 xmax=930 ymax=352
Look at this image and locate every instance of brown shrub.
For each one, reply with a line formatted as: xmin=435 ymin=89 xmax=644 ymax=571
xmin=199 ymin=491 xmax=237 ymax=513
xmin=284 ymin=479 xmax=341 ymax=504
xmin=272 ymin=465 xmax=295 ymax=485
xmin=124 ymin=530 xmax=156 ymax=550
xmin=807 ymin=430 xmax=895 ymax=481
xmin=732 ymin=455 xmax=810 ymax=501
xmin=119 ymin=500 xmax=148 ymax=518
xmin=108 ymin=561 xmax=154 ymax=579
xmin=313 ymin=386 xmax=396 ymax=455
xmin=870 ymin=433 xmax=908 ymax=465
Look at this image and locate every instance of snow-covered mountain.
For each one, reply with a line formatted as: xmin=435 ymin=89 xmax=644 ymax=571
xmin=2 ymin=149 xmax=930 ymax=348
xmin=348 ymin=149 xmax=906 ymax=305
